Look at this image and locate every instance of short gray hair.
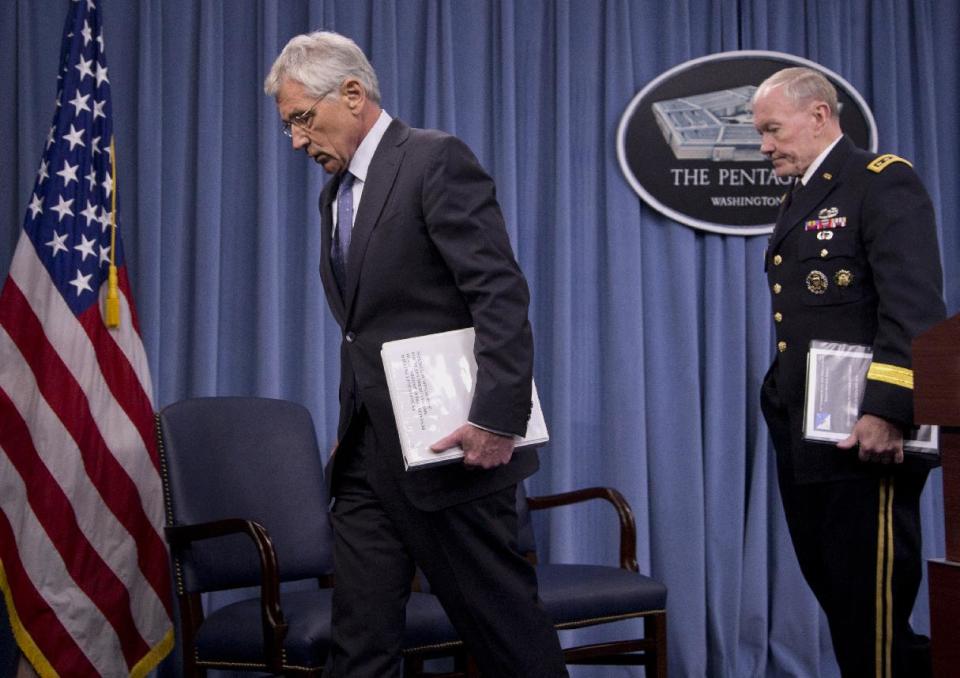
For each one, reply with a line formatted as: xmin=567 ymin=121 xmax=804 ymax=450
xmin=753 ymin=67 xmax=839 ymax=118
xmin=264 ymin=31 xmax=381 ymax=104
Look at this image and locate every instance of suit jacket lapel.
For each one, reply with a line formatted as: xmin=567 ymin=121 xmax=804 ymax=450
xmin=769 ymin=136 xmax=854 ymax=252
xmin=319 ymin=178 xmax=346 ymax=323
xmin=342 ymin=120 xmax=409 ymax=315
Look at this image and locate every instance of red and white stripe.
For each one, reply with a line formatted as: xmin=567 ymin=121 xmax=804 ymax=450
xmin=0 ymin=233 xmax=172 ymax=677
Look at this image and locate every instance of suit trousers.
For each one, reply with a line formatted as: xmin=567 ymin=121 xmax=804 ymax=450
xmin=324 ymin=409 xmax=567 ymax=678
xmin=764 ymin=397 xmax=931 ymax=678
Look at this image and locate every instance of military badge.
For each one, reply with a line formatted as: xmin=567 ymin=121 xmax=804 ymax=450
xmin=816 ymin=231 xmax=834 ymax=241
xmin=805 ymin=208 xmax=847 ymax=231
xmin=806 ymin=270 xmax=828 ymax=294
xmin=834 ymin=269 xmax=854 ymax=287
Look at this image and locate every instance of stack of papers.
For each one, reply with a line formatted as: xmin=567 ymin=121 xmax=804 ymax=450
xmin=381 ymin=327 xmax=549 ymax=470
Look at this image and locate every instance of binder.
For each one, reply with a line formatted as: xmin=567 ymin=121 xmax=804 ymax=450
xmin=381 ymin=327 xmax=548 ymax=470
xmin=803 ymin=340 xmax=938 ymax=457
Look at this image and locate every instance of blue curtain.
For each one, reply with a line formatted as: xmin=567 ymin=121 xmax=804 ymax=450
xmin=2 ymin=1 xmax=957 ymax=676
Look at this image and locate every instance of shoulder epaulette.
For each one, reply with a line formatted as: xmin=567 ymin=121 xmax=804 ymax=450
xmin=867 ymin=154 xmax=913 ymax=173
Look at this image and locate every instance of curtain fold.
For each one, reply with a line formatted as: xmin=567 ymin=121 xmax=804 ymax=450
xmin=2 ymin=1 xmax=956 ymax=676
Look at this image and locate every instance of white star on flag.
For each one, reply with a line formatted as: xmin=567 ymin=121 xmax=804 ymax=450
xmin=95 ymin=62 xmax=109 ymax=87
xmin=98 ymin=207 xmax=112 ymax=233
xmin=74 ymin=234 xmax=98 ymax=261
xmin=75 ymin=56 xmax=94 ymax=81
xmin=63 ymin=124 xmax=86 ymax=150
xmin=68 ymin=269 xmax=93 ymax=295
xmin=69 ymin=91 xmax=91 ymax=116
xmin=28 ymin=194 xmax=44 ymax=219
xmin=45 ymin=230 xmax=70 ymax=256
xmin=80 ymin=200 xmax=99 ymax=225
xmin=57 ymin=159 xmax=79 ymax=186
xmin=50 ymin=194 xmax=75 ymax=222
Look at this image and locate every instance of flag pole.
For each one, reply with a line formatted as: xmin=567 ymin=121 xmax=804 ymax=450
xmin=105 ymin=137 xmax=119 ymax=327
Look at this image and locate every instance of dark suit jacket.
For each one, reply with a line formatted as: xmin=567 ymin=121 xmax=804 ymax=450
xmin=319 ymin=118 xmax=538 ymax=510
xmin=761 ymin=136 xmax=946 ymax=483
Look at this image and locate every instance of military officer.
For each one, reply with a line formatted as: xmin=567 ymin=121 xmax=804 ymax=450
xmin=753 ymin=67 xmax=946 ymax=678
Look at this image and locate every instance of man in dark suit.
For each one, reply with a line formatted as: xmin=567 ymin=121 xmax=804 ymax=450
xmin=265 ymin=31 xmax=566 ymax=678
xmin=753 ymin=67 xmax=946 ymax=677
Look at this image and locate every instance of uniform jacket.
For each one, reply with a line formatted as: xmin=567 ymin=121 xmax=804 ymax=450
xmin=762 ymin=136 xmax=946 ymax=483
xmin=318 ymin=118 xmax=538 ymax=510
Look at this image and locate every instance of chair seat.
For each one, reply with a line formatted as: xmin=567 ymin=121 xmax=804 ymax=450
xmin=196 ymin=589 xmax=460 ymax=668
xmin=535 ymin=564 xmax=667 ymax=627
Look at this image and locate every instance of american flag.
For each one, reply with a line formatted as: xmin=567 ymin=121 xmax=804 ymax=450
xmin=0 ymin=1 xmax=173 ymax=675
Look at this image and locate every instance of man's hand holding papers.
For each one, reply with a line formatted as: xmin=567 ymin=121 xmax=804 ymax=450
xmin=430 ymin=424 xmax=514 ymax=469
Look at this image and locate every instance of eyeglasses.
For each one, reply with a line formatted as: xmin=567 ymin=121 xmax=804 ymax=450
xmin=281 ymin=91 xmax=330 ymax=138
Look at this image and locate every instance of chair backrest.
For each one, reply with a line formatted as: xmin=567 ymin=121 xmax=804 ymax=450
xmin=157 ymin=397 xmax=332 ymax=593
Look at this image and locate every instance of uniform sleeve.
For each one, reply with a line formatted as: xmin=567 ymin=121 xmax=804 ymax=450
xmin=421 ymin=135 xmax=534 ymax=436
xmin=859 ymin=162 xmax=946 ymax=427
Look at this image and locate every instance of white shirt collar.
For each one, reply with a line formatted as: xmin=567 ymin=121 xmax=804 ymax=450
xmin=348 ymin=109 xmax=393 ymax=183
xmin=801 ymin=134 xmax=843 ymax=186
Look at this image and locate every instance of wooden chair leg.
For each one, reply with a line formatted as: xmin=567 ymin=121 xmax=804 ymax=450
xmin=446 ymin=651 xmax=479 ymax=678
xmin=646 ymin=612 xmax=668 ymax=678
xmin=403 ymin=656 xmax=424 ymax=677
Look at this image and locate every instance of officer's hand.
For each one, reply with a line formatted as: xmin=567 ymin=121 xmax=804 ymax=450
xmin=430 ymin=424 xmax=514 ymax=469
xmin=837 ymin=414 xmax=904 ymax=464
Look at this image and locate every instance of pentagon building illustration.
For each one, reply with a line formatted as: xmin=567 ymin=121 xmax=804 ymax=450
xmin=652 ymin=86 xmax=765 ymax=162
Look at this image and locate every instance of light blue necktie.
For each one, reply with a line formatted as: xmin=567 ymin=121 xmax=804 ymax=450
xmin=332 ymin=172 xmax=355 ymax=291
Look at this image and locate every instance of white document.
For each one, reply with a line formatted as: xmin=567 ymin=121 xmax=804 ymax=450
xmin=381 ymin=327 xmax=549 ymax=470
xmin=803 ymin=340 xmax=939 ymax=457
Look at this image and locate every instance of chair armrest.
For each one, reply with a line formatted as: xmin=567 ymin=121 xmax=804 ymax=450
xmin=165 ymin=519 xmax=288 ymax=672
xmin=526 ymin=487 xmax=639 ymax=572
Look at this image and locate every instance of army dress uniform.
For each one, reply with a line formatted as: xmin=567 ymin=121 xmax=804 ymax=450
xmin=760 ymin=136 xmax=946 ymax=677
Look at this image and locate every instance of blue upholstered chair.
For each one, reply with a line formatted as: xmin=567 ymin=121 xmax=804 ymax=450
xmin=414 ymin=483 xmax=669 ymax=677
xmin=518 ymin=484 xmax=668 ymax=677
xmin=156 ymin=397 xmax=461 ymax=677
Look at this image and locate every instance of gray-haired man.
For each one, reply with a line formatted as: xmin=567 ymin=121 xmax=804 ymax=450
xmin=265 ymin=31 xmax=567 ymax=677
xmin=754 ymin=67 xmax=944 ymax=677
